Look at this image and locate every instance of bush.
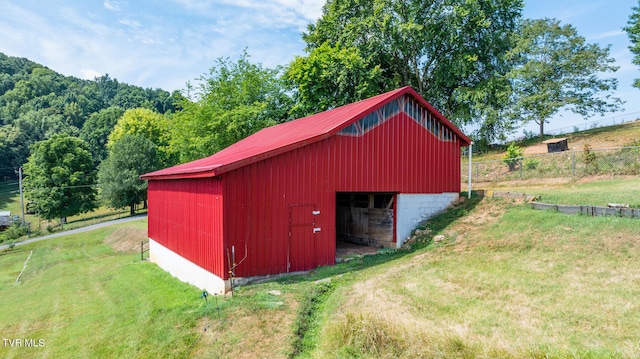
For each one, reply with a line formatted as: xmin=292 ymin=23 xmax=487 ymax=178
xmin=524 ymin=158 xmax=539 ymax=170
xmin=0 ymin=222 xmax=29 ymax=243
xmin=583 ymin=143 xmax=598 ymax=174
xmin=502 ymin=142 xmax=524 ymax=171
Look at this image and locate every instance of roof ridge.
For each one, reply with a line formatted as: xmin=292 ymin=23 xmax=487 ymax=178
xmin=142 ymin=86 xmax=469 ymax=180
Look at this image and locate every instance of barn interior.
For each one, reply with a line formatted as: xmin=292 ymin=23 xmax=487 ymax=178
xmin=335 ymin=193 xmax=396 ymax=253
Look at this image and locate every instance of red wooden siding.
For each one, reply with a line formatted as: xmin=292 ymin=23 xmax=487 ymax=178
xmin=148 ymin=178 xmax=226 ymax=278
xmin=224 ymin=112 xmax=462 ymax=277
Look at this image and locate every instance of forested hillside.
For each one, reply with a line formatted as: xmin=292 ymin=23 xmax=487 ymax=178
xmin=0 ymin=52 xmax=181 ymax=178
xmin=0 ymin=51 xmax=290 ymax=223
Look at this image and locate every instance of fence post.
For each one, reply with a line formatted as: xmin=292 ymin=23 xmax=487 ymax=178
xmin=519 ymin=158 xmax=523 ymax=179
xmin=468 ymin=141 xmax=473 ymax=198
xmin=571 ymin=151 xmax=575 ymax=176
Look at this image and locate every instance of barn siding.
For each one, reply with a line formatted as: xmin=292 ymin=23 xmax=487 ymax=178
xmin=148 ymin=178 xmax=225 ymax=278
xmin=224 ymin=113 xmax=462 ymax=277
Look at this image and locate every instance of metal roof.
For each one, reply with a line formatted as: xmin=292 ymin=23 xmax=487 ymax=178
xmin=142 ymin=86 xmax=471 ymax=180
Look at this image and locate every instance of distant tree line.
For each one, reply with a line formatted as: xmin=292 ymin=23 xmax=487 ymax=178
xmin=4 ymin=0 xmax=640 ymax=222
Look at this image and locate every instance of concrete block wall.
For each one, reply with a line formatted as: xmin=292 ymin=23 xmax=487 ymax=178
xmin=395 ymin=193 xmax=459 ymax=248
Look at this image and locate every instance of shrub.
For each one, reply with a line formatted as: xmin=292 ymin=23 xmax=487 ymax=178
xmin=0 ymin=222 xmax=28 ymax=243
xmin=583 ymin=143 xmax=598 ymax=174
xmin=524 ymin=158 xmax=539 ymax=170
xmin=502 ymin=142 xmax=524 ymax=171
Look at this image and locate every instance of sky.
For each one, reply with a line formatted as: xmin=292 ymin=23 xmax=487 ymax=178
xmin=0 ymin=0 xmax=638 ymax=136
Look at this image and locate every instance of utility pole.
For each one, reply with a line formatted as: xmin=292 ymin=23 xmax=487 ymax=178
xmin=18 ymin=166 xmax=25 ymax=225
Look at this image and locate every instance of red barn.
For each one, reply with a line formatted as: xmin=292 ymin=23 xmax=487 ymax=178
xmin=141 ymin=86 xmax=471 ymax=294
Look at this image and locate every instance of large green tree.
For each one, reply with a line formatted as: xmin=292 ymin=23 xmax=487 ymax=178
xmin=286 ymin=43 xmax=382 ymax=118
xmin=23 ymin=134 xmax=97 ymax=222
xmin=625 ymin=1 xmax=640 ymax=88
xmin=170 ymin=51 xmax=291 ymax=163
xmin=98 ymin=134 xmax=161 ymax=215
xmin=107 ymin=107 xmax=174 ymax=166
xmin=289 ymin=0 xmax=523 ymax=129
xmin=507 ymin=18 xmax=623 ymax=137
xmin=79 ymin=106 xmax=125 ymax=163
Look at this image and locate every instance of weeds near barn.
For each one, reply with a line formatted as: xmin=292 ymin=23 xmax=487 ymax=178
xmin=310 ymin=197 xmax=640 ymax=358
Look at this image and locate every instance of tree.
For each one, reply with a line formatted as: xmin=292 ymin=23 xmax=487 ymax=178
xmin=23 ymin=134 xmax=97 ymax=222
xmin=79 ymin=106 xmax=125 ymax=163
xmin=507 ymin=18 xmax=623 ymax=137
xmin=625 ymin=1 xmax=640 ymax=88
xmin=290 ymin=0 xmax=523 ymax=128
xmin=0 ymin=53 xmax=180 ymax=178
xmin=285 ymin=43 xmax=382 ymax=118
xmin=98 ymin=134 xmax=161 ymax=215
xmin=107 ymin=107 xmax=174 ymax=166
xmin=502 ymin=142 xmax=523 ymax=171
xmin=170 ymin=51 xmax=291 ymax=163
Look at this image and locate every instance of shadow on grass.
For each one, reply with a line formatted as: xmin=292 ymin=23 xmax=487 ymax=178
xmin=274 ymin=191 xmax=484 ymax=286
xmin=0 ymin=179 xmax=19 ymax=211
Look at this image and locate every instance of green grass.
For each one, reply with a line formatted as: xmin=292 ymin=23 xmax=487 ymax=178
xmin=309 ymin=200 xmax=640 ymax=358
xmin=489 ymin=178 xmax=640 ymax=207
xmin=0 ymin=219 xmax=207 ymax=359
xmin=1 ymin=180 xmax=640 ymax=358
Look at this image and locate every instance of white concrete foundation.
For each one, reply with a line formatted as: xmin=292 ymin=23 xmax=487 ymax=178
xmin=149 ymin=238 xmax=227 ymax=295
xmin=395 ymin=193 xmax=459 ymax=248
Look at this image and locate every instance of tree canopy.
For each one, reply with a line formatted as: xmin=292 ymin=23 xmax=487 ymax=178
xmin=98 ymin=134 xmax=161 ymax=215
xmin=0 ymin=52 xmax=178 ymax=177
xmin=169 ymin=52 xmax=292 ymax=163
xmin=289 ymin=0 xmax=523 ymax=131
xmin=79 ymin=106 xmax=125 ymax=163
xmin=107 ymin=107 xmax=174 ymax=167
xmin=23 ymin=134 xmax=97 ymax=221
xmin=507 ymin=18 xmax=623 ymax=137
xmin=625 ymin=1 xmax=640 ymax=89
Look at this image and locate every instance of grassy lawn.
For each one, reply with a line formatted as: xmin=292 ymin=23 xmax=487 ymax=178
xmin=0 ymin=219 xmax=207 ymax=358
xmin=0 ymin=180 xmax=145 ymax=243
xmin=485 ymin=177 xmax=640 ymax=207
xmin=1 ymin=180 xmax=639 ymax=358
xmin=307 ymin=198 xmax=640 ymax=358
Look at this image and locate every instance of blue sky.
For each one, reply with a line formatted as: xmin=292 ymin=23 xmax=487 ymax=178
xmin=0 ymin=0 xmax=638 ymax=134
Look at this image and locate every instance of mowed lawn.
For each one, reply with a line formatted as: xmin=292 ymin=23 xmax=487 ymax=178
xmin=0 ymin=219 xmax=207 ymax=359
xmin=1 ymin=179 xmax=639 ymax=358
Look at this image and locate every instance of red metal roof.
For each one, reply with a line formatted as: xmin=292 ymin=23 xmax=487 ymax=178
xmin=142 ymin=86 xmax=471 ymax=180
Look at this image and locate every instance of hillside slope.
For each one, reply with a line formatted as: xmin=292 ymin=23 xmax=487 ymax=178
xmin=524 ymin=120 xmax=640 ymax=155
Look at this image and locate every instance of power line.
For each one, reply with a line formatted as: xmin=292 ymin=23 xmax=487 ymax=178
xmin=25 ymin=184 xmax=98 ymax=191
xmin=1 ymin=182 xmax=19 ymax=186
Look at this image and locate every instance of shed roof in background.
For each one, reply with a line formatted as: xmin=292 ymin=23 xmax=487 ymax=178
xmin=142 ymin=86 xmax=471 ymax=180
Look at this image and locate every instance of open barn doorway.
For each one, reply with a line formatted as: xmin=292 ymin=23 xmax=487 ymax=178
xmin=336 ymin=193 xmax=396 ymax=260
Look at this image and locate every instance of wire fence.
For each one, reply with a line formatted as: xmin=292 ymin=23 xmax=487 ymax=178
xmin=462 ymin=146 xmax=640 ymax=183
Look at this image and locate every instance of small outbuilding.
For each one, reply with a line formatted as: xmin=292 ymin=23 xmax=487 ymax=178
xmin=542 ymin=137 xmax=569 ymax=153
xmin=0 ymin=211 xmax=12 ymax=231
xmin=141 ymin=86 xmax=471 ymax=294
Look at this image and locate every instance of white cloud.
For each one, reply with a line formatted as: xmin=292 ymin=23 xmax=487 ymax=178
xmin=119 ymin=18 xmax=141 ymax=28
xmin=103 ymin=0 xmax=122 ymax=11
xmin=79 ymin=69 xmax=102 ymax=80
xmin=589 ymin=30 xmax=626 ymax=41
